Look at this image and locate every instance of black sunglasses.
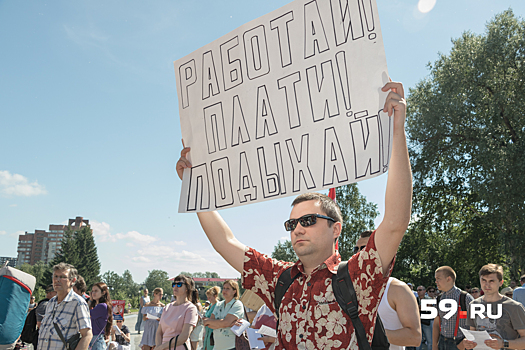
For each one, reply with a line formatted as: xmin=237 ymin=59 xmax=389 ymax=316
xmin=353 ymin=245 xmax=366 ymax=254
xmin=284 ymin=214 xmax=336 ymax=231
xmin=172 ymin=281 xmax=184 ymax=288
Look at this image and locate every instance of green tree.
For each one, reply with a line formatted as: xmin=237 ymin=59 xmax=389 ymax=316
xmin=271 ymin=240 xmax=297 ymax=262
xmin=405 ymin=9 xmax=525 ymax=279
xmin=45 ymin=225 xmax=101 ymax=287
xmin=121 ymin=270 xmax=140 ymax=305
xmin=336 ymin=184 xmax=379 ymax=261
xmin=392 ymin=181 xmax=505 ymax=288
xmin=101 ymin=270 xmax=126 ymax=300
xmin=144 ymin=270 xmax=172 ymax=299
xmin=75 ymin=226 xmax=101 ymax=287
xmin=19 ymin=261 xmax=50 ymax=301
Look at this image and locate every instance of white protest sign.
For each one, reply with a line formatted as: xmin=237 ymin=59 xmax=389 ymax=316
xmin=175 ymin=0 xmax=392 ymax=213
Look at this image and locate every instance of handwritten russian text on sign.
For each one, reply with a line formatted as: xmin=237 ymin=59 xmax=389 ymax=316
xmin=176 ymin=0 xmax=391 ymax=212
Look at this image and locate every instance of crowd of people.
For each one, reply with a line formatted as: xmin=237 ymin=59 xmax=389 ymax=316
xmin=21 ymin=261 xmax=258 ymax=350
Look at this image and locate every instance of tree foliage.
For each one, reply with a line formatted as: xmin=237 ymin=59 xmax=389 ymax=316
xmin=144 ymin=270 xmax=172 ymax=299
xmin=19 ymin=261 xmax=50 ymax=301
xmin=336 ymin=184 xmax=379 ymax=261
xmin=101 ymin=269 xmax=140 ymax=306
xmin=402 ymin=9 xmax=525 ymax=284
xmin=45 ymin=225 xmax=101 ymax=287
xmin=271 ymin=240 xmax=297 ymax=262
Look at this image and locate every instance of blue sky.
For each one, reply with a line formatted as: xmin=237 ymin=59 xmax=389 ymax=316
xmin=1 ymin=0 xmax=524 ymax=284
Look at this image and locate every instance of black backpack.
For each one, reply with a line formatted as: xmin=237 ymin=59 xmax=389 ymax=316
xmin=274 ymin=261 xmax=389 ymax=350
xmin=20 ymin=308 xmax=38 ymax=343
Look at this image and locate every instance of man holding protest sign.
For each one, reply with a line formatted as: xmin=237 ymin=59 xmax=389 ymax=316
xmin=176 ymin=78 xmax=412 ymax=349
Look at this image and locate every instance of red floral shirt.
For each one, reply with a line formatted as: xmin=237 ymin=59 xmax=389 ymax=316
xmin=242 ymin=231 xmax=393 ymax=350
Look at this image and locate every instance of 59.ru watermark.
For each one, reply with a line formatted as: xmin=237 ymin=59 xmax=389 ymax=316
xmin=420 ymin=299 xmax=502 ymax=319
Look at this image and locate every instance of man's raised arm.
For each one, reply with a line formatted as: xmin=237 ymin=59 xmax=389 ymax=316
xmin=176 ymin=146 xmax=246 ymax=273
xmin=375 ymin=81 xmax=413 ymax=275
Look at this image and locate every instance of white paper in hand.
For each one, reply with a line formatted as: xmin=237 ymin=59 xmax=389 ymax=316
xmin=247 ymin=328 xmax=266 ymax=349
xmin=256 ymin=325 xmax=277 ymax=338
xmin=146 ymin=313 xmax=159 ymax=320
xmin=113 ymin=325 xmax=121 ymax=336
xmin=459 ymin=328 xmax=492 ymax=350
xmin=230 ymin=319 xmax=250 ymax=336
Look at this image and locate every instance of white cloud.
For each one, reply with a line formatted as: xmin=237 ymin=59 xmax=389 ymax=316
xmin=115 ymin=231 xmax=159 ymax=245
xmin=91 ymin=220 xmax=160 ymax=245
xmin=91 ymin=221 xmax=113 ymax=242
xmin=132 ymin=256 xmax=151 ymax=263
xmin=0 ymin=170 xmax=47 ymax=197
xmin=9 ymin=204 xmax=17 ymax=207
xmin=0 ymin=231 xmax=6 ymax=236
xmin=11 ymin=230 xmax=24 ymax=237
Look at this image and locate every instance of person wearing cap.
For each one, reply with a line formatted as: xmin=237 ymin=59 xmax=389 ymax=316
xmin=463 ymin=264 xmax=525 ymax=350
xmin=35 ymin=285 xmax=57 ymax=329
xmin=513 ymin=275 xmax=525 ymax=308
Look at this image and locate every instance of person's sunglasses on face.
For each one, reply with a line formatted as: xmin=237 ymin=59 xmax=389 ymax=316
xmin=284 ymin=214 xmax=336 ymax=231
xmin=352 ymin=245 xmax=366 ymax=254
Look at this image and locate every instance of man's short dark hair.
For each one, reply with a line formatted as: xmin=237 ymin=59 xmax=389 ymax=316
xmin=479 ymin=264 xmax=504 ymax=281
xmin=291 ymin=192 xmax=343 ymax=226
xmin=360 ymin=230 xmax=373 ymax=238
xmin=75 ymin=275 xmax=87 ymax=294
xmin=436 ymin=266 xmax=456 ymax=282
xmin=45 ymin=284 xmax=54 ymax=293
xmin=53 ymin=262 xmax=78 ymax=281
xmin=520 ymin=274 xmax=525 ymax=282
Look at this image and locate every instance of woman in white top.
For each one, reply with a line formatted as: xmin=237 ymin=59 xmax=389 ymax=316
xmin=203 ymin=280 xmax=244 ymax=350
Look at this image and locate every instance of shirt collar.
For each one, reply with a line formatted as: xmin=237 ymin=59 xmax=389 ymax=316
xmin=61 ymin=288 xmax=77 ymax=303
xmin=291 ymin=250 xmax=342 ymax=276
xmin=442 ymin=285 xmax=459 ymax=297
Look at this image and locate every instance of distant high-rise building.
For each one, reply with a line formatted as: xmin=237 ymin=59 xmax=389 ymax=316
xmin=16 ymin=217 xmax=90 ymax=266
xmin=0 ymin=257 xmax=18 ymax=268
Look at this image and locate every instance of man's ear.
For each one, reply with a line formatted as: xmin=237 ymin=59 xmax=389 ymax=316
xmin=333 ymin=222 xmax=342 ymax=239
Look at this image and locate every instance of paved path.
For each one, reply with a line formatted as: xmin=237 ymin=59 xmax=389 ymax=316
xmin=122 ymin=313 xmax=142 ymax=350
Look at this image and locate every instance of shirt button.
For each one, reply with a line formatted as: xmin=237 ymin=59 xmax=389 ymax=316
xmin=302 ymin=305 xmax=306 ymax=309
xmin=299 ymin=334 xmax=303 ymax=339
xmin=307 ymin=282 xmax=311 ymax=286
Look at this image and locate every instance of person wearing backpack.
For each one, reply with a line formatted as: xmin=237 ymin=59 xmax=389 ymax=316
xmin=432 ymin=266 xmax=473 ymax=350
xmin=21 ymin=284 xmax=57 ymax=350
xmin=21 ymin=290 xmax=52 ymax=349
xmin=175 ymin=81 xmax=412 ymax=350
